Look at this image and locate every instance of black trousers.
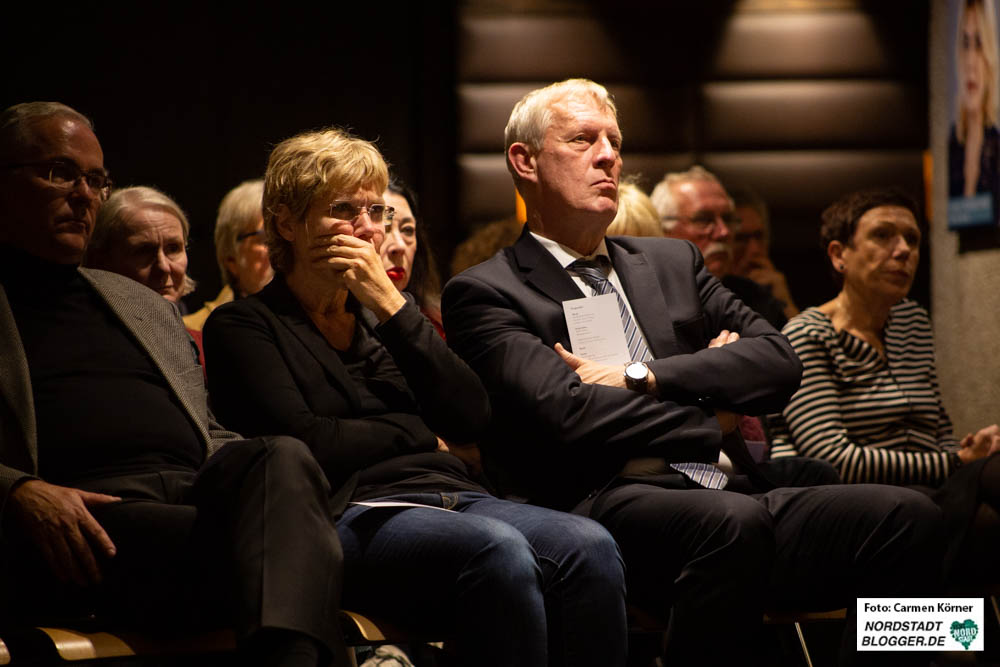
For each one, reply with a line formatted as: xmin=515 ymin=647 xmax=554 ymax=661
xmin=2 ymin=436 xmax=347 ymax=663
xmin=577 ymin=457 xmax=945 ymax=667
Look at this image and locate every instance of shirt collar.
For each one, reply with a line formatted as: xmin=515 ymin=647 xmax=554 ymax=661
xmin=529 ymin=232 xmax=611 ymax=270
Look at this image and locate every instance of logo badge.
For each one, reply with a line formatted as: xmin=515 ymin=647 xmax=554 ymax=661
xmin=950 ymin=620 xmax=979 ymax=650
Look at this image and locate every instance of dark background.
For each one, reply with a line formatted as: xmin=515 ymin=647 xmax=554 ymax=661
xmin=2 ymin=4 xmax=457 ymax=308
xmin=3 ymin=1 xmax=929 ymax=312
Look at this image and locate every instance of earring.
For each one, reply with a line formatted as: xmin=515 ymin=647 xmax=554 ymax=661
xmin=837 ymin=263 xmax=845 ymax=271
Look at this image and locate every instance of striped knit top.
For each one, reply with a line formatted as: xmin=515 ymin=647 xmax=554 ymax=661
xmin=768 ymin=299 xmax=960 ymax=486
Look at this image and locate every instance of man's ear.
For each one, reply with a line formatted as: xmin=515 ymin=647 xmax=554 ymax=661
xmin=508 ymin=143 xmax=538 ymax=183
xmin=274 ymin=205 xmax=296 ymax=242
xmin=224 ymin=255 xmax=239 ymax=277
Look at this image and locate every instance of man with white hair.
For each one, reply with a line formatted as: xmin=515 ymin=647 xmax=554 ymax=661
xmin=651 ymin=167 xmax=788 ymax=328
xmin=444 ymin=78 xmax=943 ymax=666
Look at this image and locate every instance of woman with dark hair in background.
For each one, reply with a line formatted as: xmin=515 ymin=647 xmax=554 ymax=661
xmin=381 ymin=179 xmax=444 ymax=336
xmin=769 ymin=187 xmax=1000 ymax=587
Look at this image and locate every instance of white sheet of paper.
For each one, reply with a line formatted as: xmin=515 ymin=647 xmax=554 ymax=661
xmin=349 ymin=501 xmax=458 ymax=513
xmin=562 ymin=293 xmax=631 ymax=365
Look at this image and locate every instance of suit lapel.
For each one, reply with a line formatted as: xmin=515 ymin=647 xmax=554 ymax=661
xmin=511 ymin=228 xmax=587 ymax=306
xmin=607 ymin=239 xmax=678 ymax=358
xmin=0 ymin=284 xmax=37 ymax=464
xmin=79 ymin=269 xmax=213 ymax=448
xmin=260 ymin=280 xmax=362 ymax=410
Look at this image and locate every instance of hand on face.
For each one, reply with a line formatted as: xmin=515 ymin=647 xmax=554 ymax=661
xmin=311 ymin=233 xmax=405 ymax=321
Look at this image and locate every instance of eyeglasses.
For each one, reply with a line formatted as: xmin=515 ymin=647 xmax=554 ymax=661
xmin=2 ymin=159 xmax=112 ymax=201
xmin=328 ymin=201 xmax=395 ymax=227
xmin=236 ymin=228 xmax=266 ymax=242
xmin=662 ymin=212 xmax=741 ymax=232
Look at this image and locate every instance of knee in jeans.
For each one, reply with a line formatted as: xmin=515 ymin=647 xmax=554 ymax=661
xmin=547 ymin=516 xmax=624 ymax=584
xmin=570 ymin=517 xmax=622 ymax=562
xmin=468 ymin=520 xmax=540 ymax=586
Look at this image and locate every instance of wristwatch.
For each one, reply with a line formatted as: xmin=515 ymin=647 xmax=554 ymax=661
xmin=624 ymin=361 xmax=649 ymax=393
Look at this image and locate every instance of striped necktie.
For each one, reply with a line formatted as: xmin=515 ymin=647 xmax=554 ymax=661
xmin=568 ymin=257 xmax=651 ymax=364
xmin=568 ymin=256 xmax=728 ymax=490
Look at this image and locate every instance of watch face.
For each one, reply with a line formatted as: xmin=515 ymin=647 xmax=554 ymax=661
xmin=625 ymin=362 xmax=646 ymax=380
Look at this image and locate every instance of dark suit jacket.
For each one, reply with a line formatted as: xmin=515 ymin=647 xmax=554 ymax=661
xmin=0 ymin=268 xmax=240 ymax=520
xmin=442 ymin=229 xmax=802 ymax=510
xmin=202 ymin=276 xmax=490 ymax=495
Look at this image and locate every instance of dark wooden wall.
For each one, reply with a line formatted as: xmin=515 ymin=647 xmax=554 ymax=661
xmin=456 ymin=0 xmax=929 ymax=310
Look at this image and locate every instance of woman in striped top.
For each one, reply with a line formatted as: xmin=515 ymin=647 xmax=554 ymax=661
xmin=768 ymin=187 xmax=999 ymax=578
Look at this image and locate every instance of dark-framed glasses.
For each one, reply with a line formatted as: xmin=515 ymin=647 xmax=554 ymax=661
xmin=2 ymin=159 xmax=112 ymax=201
xmin=328 ymin=201 xmax=395 ymax=227
xmin=662 ymin=212 xmax=741 ymax=232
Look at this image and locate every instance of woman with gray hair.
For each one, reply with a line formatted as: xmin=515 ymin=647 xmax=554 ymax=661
xmin=85 ymin=185 xmax=195 ymax=304
xmin=183 ymin=179 xmax=273 ymax=331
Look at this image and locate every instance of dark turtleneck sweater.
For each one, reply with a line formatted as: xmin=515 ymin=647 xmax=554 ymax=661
xmin=0 ymin=245 xmax=203 ymax=485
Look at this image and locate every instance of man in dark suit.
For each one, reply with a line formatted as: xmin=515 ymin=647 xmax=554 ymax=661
xmin=0 ymin=102 xmax=346 ymax=667
xmin=442 ymin=79 xmax=943 ymax=666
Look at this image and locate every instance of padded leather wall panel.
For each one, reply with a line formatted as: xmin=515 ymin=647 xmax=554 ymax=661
xmin=459 ymin=83 xmax=697 ymax=153
xmin=453 ymin=4 xmax=928 ymax=308
xmin=702 ymin=149 xmax=924 ymax=212
xmin=459 ymin=17 xmax=629 ymax=82
xmin=702 ymin=81 xmax=924 ymax=149
xmin=459 ymin=155 xmax=514 ymax=224
xmin=711 ymin=12 xmax=892 ymax=77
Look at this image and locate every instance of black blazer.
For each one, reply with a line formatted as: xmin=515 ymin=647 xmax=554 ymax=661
xmin=442 ymin=229 xmax=802 ymax=510
xmin=203 ymin=276 xmax=490 ymax=495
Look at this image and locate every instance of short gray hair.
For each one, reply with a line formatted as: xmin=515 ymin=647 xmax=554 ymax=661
xmin=214 ymin=179 xmax=264 ymax=288
xmin=87 ymin=186 xmax=196 ymax=297
xmin=504 ymin=79 xmax=618 ymax=187
xmin=650 ymin=166 xmax=724 ymax=231
xmin=0 ymin=102 xmax=94 ymax=160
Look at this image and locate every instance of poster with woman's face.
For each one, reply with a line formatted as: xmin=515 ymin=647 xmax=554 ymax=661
xmin=948 ymin=0 xmax=1000 ymax=229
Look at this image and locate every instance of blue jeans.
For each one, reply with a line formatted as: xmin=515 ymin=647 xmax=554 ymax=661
xmin=337 ymin=492 xmax=626 ymax=667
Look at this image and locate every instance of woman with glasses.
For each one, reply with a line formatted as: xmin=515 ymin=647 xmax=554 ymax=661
xmin=203 ymin=127 xmax=627 ymax=667
xmin=183 ymin=179 xmax=274 ymax=332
